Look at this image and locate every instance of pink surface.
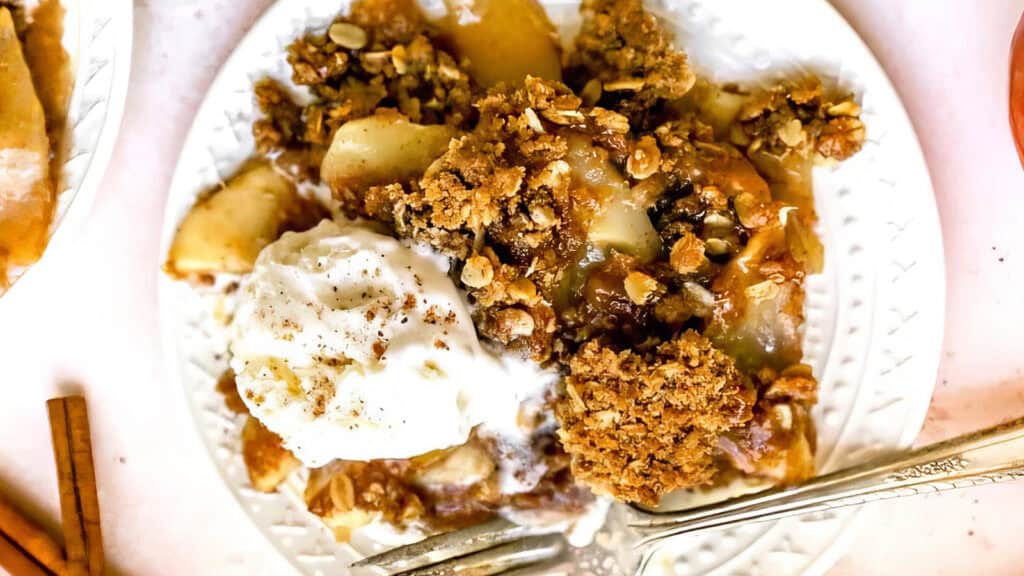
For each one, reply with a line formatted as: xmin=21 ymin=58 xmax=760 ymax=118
xmin=1 ymin=1 xmax=1023 ymax=575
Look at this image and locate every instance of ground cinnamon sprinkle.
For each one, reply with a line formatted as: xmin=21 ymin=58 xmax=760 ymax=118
xmin=372 ymin=339 xmax=388 ymax=359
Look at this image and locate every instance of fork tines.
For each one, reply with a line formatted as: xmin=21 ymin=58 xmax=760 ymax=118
xmin=351 ymin=517 xmax=558 ymax=575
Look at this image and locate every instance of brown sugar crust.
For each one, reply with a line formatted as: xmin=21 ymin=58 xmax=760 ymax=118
xmin=555 ymin=331 xmax=755 ymax=505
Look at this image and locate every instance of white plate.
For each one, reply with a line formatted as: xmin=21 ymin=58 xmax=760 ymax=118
xmin=158 ymin=1 xmax=945 ymax=574
xmin=4 ymin=0 xmax=133 ymax=294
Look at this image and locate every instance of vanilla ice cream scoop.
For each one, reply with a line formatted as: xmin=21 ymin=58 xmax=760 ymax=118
xmin=230 ymin=220 xmax=545 ymax=466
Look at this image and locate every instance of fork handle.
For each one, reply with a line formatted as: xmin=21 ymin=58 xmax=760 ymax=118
xmin=631 ymin=416 xmax=1024 ymax=546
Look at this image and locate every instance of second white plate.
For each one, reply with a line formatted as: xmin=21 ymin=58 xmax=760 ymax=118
xmin=3 ymin=0 xmax=133 ymax=295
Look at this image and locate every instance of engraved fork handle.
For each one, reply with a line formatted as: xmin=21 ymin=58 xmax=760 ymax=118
xmin=630 ymin=416 xmax=1024 ymax=547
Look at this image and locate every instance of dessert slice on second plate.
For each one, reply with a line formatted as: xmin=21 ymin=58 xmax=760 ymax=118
xmin=0 ymin=7 xmax=53 ymax=283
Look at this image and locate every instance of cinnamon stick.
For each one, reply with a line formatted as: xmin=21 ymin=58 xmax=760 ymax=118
xmin=0 ymin=494 xmax=65 ymax=575
xmin=0 ymin=531 xmax=50 ymax=576
xmin=48 ymin=396 xmax=103 ymax=576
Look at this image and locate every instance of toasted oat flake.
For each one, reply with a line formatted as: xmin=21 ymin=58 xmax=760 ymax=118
xmin=745 ymin=279 xmax=782 ymax=301
xmin=623 ymin=271 xmax=661 ymax=305
xmin=329 ymin=473 xmax=356 ymax=510
xmin=438 ymin=63 xmax=465 ymax=81
xmin=523 ymin=107 xmax=546 ymax=133
xmin=626 ymin=135 xmax=661 ymax=179
xmin=529 ymin=204 xmax=557 ymax=227
xmin=733 ymin=192 xmax=766 ymax=229
xmin=542 ymin=108 xmax=585 ymax=125
xmin=328 ymin=22 xmax=368 ymax=50
xmin=461 ymin=255 xmax=494 ymax=288
xmin=497 ymin=308 xmax=535 ymax=338
xmin=581 ymin=78 xmax=603 ymax=106
xmin=508 ymin=278 xmax=539 ymax=304
xmin=827 ymin=100 xmax=861 ymax=117
xmin=669 ymin=232 xmax=707 ymax=275
xmin=603 ymin=78 xmax=645 ymax=91
xmin=777 ymin=118 xmax=805 ymax=148
xmin=390 ymin=44 xmax=408 ymax=74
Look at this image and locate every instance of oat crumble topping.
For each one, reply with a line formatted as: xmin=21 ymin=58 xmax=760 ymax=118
xmin=568 ymin=0 xmax=697 ymax=129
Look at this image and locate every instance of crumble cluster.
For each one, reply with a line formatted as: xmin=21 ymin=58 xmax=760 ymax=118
xmin=361 ymin=76 xmax=627 ymax=360
xmin=555 ymin=331 xmax=755 ymax=505
xmin=253 ymin=0 xmax=473 ymax=178
xmin=733 ymin=78 xmax=867 ymax=162
xmin=569 ymin=0 xmax=697 ymax=128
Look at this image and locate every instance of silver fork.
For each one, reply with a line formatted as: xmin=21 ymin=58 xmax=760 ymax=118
xmin=352 ymin=416 xmax=1024 ymax=575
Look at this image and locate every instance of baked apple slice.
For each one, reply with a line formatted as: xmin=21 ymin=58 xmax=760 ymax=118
xmin=565 ymin=136 xmax=661 ymax=262
xmin=321 ymin=110 xmax=455 ymax=194
xmin=166 ymin=162 xmax=322 ymax=278
xmin=442 ymin=0 xmax=562 ymax=87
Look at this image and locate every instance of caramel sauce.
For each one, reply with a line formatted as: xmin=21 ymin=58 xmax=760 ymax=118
xmin=0 ymin=0 xmax=71 ymax=286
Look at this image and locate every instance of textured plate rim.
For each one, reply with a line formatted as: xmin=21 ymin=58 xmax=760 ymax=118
xmin=801 ymin=1 xmax=944 ymax=571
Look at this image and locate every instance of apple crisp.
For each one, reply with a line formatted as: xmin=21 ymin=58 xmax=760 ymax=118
xmin=178 ymin=0 xmax=867 ymax=539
